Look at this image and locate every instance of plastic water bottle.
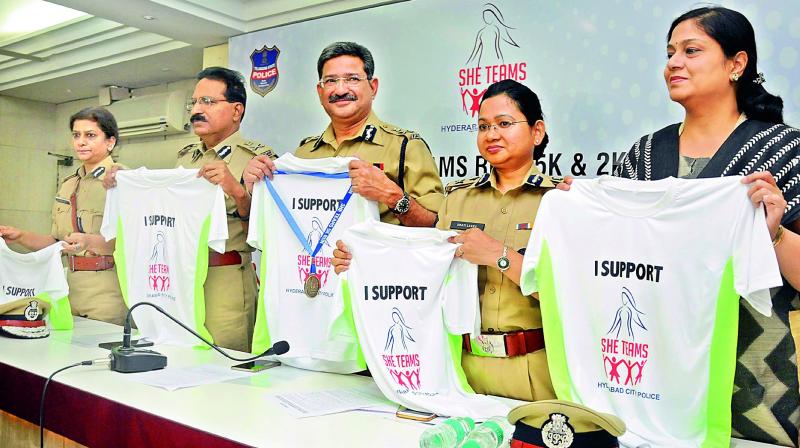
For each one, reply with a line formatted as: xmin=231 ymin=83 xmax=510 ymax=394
xmin=418 ymin=416 xmax=476 ymax=448
xmin=460 ymin=416 xmax=512 ymax=448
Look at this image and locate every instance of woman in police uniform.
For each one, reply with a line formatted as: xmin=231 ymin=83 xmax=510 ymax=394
xmin=0 ymin=107 xmax=128 ymax=325
xmin=333 ymin=79 xmax=556 ymax=401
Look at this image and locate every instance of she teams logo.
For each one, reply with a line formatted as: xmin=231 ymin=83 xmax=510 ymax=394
xmin=147 ymin=231 xmax=172 ymax=296
xmin=382 ymin=307 xmax=421 ymax=390
xmin=600 ymin=287 xmax=648 ymax=386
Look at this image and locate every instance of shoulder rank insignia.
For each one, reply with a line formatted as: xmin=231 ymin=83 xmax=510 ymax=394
xmin=178 ymin=142 xmax=203 ymax=162
xmin=91 ymin=166 xmax=106 ymax=178
xmin=299 ymin=135 xmax=320 ymax=147
xmin=380 ymin=125 xmax=423 ymax=140
xmin=217 ymin=145 xmax=232 ymax=160
xmin=178 ymin=142 xmax=198 ymax=156
xmin=379 ymin=124 xmax=411 ymax=136
xmin=240 ymin=140 xmax=278 ymax=160
xmin=445 ymin=176 xmax=481 ymax=194
xmin=362 ymin=124 xmax=377 ymax=142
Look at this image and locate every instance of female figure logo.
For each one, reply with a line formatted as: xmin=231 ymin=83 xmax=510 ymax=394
xmin=150 ymin=231 xmax=168 ymax=263
xmin=607 ymin=287 xmax=647 ymax=340
xmin=385 ymin=307 xmax=416 ymax=353
xmin=466 ymin=3 xmax=519 ymax=66
xmin=305 ymin=217 xmax=331 ymax=250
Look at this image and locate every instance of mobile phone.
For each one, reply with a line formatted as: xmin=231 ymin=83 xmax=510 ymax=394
xmin=395 ymin=406 xmax=437 ymax=422
xmin=231 ymin=360 xmax=281 ymax=372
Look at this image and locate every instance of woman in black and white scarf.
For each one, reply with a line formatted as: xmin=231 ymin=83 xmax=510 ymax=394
xmin=615 ymin=6 xmax=800 ymax=446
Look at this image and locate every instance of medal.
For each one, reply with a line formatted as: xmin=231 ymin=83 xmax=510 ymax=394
xmin=304 ymin=273 xmax=321 ymax=298
xmin=263 ymin=170 xmax=353 ymax=299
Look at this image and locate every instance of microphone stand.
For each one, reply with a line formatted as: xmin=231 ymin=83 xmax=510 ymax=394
xmin=111 ymin=301 xmax=289 ymax=373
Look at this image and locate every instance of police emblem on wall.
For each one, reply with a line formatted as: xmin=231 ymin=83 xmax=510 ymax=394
xmin=250 ymin=45 xmax=280 ymax=97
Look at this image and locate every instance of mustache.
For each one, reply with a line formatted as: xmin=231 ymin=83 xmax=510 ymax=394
xmin=328 ymin=93 xmax=357 ymax=103
xmin=190 ymin=114 xmax=207 ymax=123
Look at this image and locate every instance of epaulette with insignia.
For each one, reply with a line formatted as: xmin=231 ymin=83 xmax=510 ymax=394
xmin=445 ymin=176 xmax=481 ymax=194
xmin=240 ymin=141 xmax=277 ymax=160
xmin=177 ymin=142 xmax=200 ymax=156
xmin=238 ymin=140 xmax=260 ymax=153
xmin=299 ymin=135 xmax=320 ymax=147
xmin=550 ymin=175 xmax=565 ymax=186
xmin=379 ymin=123 xmax=411 ymax=136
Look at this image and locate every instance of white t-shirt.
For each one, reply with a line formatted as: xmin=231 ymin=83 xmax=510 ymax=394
xmin=101 ymin=168 xmax=227 ymax=346
xmin=247 ymin=154 xmax=379 ymax=373
xmin=0 ymin=239 xmax=71 ymax=329
xmin=520 ymin=176 xmax=783 ymax=448
xmin=336 ymin=221 xmax=513 ymax=419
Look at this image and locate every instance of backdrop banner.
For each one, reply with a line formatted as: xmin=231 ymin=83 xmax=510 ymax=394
xmin=230 ymin=0 xmax=800 ymax=183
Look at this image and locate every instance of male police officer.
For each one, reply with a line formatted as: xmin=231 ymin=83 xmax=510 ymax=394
xmin=107 ymin=67 xmax=276 ymax=351
xmin=243 ymin=42 xmax=443 ymax=225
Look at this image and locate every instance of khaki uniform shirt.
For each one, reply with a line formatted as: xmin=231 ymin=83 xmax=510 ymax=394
xmin=176 ymin=130 xmax=276 ymax=253
xmin=51 ymin=155 xmax=120 ymax=253
xmin=294 ymin=112 xmax=444 ymax=224
xmin=436 ymin=165 xmax=555 ymax=332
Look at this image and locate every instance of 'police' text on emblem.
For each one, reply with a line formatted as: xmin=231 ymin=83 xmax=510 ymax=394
xmin=250 ymin=45 xmax=280 ymax=97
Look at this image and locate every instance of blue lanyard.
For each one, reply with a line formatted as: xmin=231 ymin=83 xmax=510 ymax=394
xmin=264 ymin=171 xmax=353 ymax=274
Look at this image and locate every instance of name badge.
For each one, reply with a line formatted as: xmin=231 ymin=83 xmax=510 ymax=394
xmin=450 ymin=221 xmax=485 ymax=231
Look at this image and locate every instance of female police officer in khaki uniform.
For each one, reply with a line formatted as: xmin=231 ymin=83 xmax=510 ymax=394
xmin=0 ymin=107 xmax=128 ymax=325
xmin=332 ymin=80 xmax=556 ymax=401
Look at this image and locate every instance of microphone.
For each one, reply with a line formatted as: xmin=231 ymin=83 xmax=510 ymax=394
xmin=268 ymin=340 xmax=290 ymax=356
xmin=110 ymin=301 xmax=289 ymax=373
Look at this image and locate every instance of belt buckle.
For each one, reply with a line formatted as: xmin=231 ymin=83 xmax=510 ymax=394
xmin=470 ymin=333 xmax=508 ymax=358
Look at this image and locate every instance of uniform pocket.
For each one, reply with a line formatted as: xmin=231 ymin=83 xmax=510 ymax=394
xmin=514 ymin=228 xmax=533 ymax=253
xmin=51 ymin=202 xmax=71 ymax=238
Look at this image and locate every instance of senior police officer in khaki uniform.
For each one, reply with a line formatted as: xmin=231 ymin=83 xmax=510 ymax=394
xmin=333 ymin=79 xmax=558 ymax=402
xmin=179 ymin=67 xmax=276 ymax=352
xmin=244 ymin=42 xmax=443 ymax=226
xmin=1 ymin=107 xmax=128 ymax=325
xmin=438 ymin=165 xmax=555 ymax=401
xmin=107 ymin=67 xmax=276 ymax=351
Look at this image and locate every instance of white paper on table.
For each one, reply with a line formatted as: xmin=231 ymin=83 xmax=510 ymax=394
xmin=71 ymin=317 xmax=118 ymax=329
xmin=67 ymin=332 xmax=126 ymax=348
xmin=270 ymin=384 xmax=394 ymax=418
xmin=122 ymin=364 xmax=253 ymax=391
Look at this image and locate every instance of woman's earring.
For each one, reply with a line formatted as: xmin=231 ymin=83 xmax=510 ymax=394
xmin=730 ymin=72 xmax=740 ymax=82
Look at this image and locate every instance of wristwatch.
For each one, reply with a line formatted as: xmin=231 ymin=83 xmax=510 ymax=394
xmin=497 ymin=246 xmax=510 ymax=272
xmin=391 ymin=191 xmax=411 ymax=215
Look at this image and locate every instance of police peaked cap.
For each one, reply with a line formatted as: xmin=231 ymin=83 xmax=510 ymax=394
xmin=507 ymin=400 xmax=625 ymax=448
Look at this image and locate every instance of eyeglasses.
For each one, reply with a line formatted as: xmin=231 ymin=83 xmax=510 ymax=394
xmin=318 ymin=75 xmax=369 ymax=89
xmin=185 ymin=96 xmax=235 ymax=111
xmin=477 ymin=120 xmax=527 ymax=133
